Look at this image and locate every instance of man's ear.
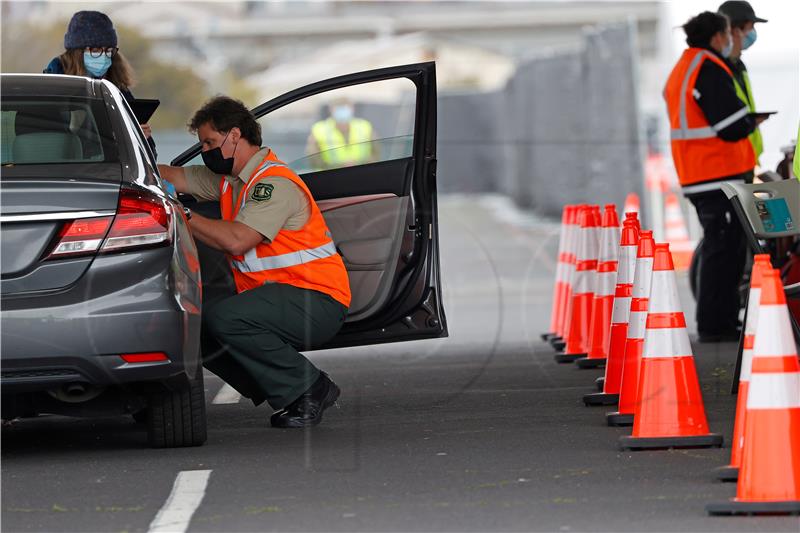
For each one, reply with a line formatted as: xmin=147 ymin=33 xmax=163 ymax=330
xmin=230 ymin=127 xmax=242 ymax=143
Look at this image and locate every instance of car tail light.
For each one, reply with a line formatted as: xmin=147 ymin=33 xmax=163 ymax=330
xmin=101 ymin=187 xmax=172 ymax=252
xmin=46 ymin=186 xmax=172 ymax=261
xmin=48 ymin=216 xmax=113 ymax=258
xmin=120 ymin=352 xmax=170 ymax=363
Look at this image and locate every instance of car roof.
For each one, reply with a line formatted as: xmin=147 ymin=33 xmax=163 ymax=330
xmin=1 ymin=74 xmax=102 ymax=98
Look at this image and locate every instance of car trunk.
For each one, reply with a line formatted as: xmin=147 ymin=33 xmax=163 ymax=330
xmin=1 ymin=165 xmax=121 ymax=295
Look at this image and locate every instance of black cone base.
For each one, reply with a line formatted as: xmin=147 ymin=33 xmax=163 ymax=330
xmin=706 ymin=500 xmax=800 ymax=516
xmin=715 ymin=466 xmax=739 ymax=482
xmin=541 ymin=332 xmax=556 ymax=342
xmin=576 ymin=357 xmax=606 ymax=369
xmin=583 ymin=392 xmax=619 ymax=406
xmin=606 ymin=412 xmax=634 ymax=426
xmin=551 ymin=340 xmax=566 ymax=351
xmin=596 ymin=377 xmax=605 ymax=391
xmin=620 ymin=433 xmax=723 ymax=451
xmin=554 ymin=352 xmax=585 ymax=364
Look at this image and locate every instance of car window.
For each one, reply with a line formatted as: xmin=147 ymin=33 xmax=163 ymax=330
xmin=0 ymin=98 xmax=117 ymax=165
xmin=260 ymin=78 xmax=416 ymax=174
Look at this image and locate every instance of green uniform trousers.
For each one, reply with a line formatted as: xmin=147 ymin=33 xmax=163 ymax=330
xmin=201 ymin=282 xmax=348 ymax=409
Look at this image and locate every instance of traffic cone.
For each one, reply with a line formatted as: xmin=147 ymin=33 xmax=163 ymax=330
xmin=542 ymin=205 xmax=574 ymax=342
xmin=607 ymin=230 xmax=655 ymax=427
xmin=551 ymin=205 xmax=583 ymax=351
xmin=551 ymin=206 xmax=578 ymax=350
xmin=663 ymin=193 xmax=694 ymax=271
xmin=716 ymin=254 xmax=773 ymax=482
xmin=623 ymin=192 xmax=640 ymax=217
xmin=707 ymin=269 xmax=800 ymax=515
xmin=555 ymin=206 xmax=600 ymax=363
xmin=578 ymin=205 xmax=621 ymax=369
xmin=620 ymin=243 xmax=723 ymax=450
xmin=595 ymin=212 xmax=641 ymax=392
xmin=585 ymin=213 xmax=640 ymax=404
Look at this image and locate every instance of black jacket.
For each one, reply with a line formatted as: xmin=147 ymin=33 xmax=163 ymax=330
xmin=693 ymin=48 xmax=755 ymax=142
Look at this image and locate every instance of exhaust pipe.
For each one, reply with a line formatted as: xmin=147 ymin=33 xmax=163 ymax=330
xmin=48 ymin=383 xmax=104 ymax=403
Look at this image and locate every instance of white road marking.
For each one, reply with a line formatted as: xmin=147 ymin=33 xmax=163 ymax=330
xmin=148 ymin=470 xmax=212 ymax=533
xmin=212 ymin=383 xmax=241 ymax=404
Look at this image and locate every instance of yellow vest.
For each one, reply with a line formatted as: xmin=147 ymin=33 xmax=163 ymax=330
xmin=311 ymin=118 xmax=373 ymax=166
xmin=732 ymin=69 xmax=764 ymax=162
xmin=794 ymin=122 xmax=800 ymax=181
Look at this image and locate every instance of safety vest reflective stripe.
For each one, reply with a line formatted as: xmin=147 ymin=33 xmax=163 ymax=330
xmin=670 ymin=50 xmax=713 ymax=141
xmin=670 ymin=106 xmax=749 ymax=140
xmin=237 ymin=160 xmax=288 ymax=211
xmin=232 ymin=240 xmax=338 ymax=273
xmin=746 ymin=373 xmax=800 ymax=409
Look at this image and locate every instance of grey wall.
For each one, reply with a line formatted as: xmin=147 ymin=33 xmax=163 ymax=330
xmin=436 ymin=21 xmax=645 ymax=218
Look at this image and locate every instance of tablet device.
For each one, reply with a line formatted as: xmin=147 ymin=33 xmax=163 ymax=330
xmin=130 ymin=98 xmax=160 ymax=124
xmin=750 ymin=110 xmax=777 ymax=120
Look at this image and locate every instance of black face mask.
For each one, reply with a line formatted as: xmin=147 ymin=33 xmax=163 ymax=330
xmin=201 ymin=131 xmax=237 ymax=175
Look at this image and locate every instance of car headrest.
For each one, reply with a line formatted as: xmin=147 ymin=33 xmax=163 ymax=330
xmin=12 ymin=132 xmax=83 ymax=163
xmin=14 ymin=109 xmax=70 ymax=136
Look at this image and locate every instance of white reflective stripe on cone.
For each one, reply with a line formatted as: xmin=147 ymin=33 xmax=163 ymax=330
xmin=573 ymin=270 xmax=596 ymax=294
xmin=554 ymin=261 xmax=565 ymax=284
xmin=642 ymin=327 xmax=693 ymax=359
xmin=647 ymin=271 xmax=681 ymax=314
xmin=617 ymin=246 xmax=637 ymax=284
xmin=746 ymin=373 xmax=800 ymax=409
xmin=612 ymin=296 xmax=632 ymax=323
xmin=740 ymin=347 xmax=754 ymax=382
xmin=753 ymin=305 xmax=797 ymax=358
xmin=596 ymin=271 xmax=617 ymax=296
xmin=232 ymin=241 xmax=338 ymax=273
xmin=744 ymin=288 xmax=761 ymax=336
xmin=628 ymin=310 xmax=648 ymax=339
xmin=631 ymin=258 xmax=654 ymax=297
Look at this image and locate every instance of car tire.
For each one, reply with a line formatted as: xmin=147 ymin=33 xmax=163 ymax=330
xmin=146 ymin=368 xmax=207 ymax=448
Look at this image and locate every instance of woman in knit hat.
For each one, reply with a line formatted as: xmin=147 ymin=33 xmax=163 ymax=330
xmin=44 ymin=11 xmax=156 ymax=151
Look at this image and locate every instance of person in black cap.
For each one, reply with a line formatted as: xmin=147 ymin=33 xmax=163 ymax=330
xmin=43 ymin=11 xmax=156 ymax=155
xmin=718 ymin=0 xmax=768 ymax=163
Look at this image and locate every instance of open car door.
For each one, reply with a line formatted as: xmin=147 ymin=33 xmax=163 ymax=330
xmin=170 ymin=62 xmax=446 ymax=349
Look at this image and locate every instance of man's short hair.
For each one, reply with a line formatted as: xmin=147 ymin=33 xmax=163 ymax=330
xmin=189 ymin=96 xmax=262 ymax=146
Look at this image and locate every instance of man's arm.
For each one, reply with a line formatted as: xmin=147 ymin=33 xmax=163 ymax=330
xmin=157 ymin=164 xmax=190 ymax=193
xmin=694 ymin=61 xmax=755 ymax=142
xmin=188 ymin=213 xmax=265 ymax=256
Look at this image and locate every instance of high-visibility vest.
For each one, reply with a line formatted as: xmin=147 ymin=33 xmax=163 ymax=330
xmin=664 ymin=48 xmax=755 ymax=194
xmin=732 ymin=68 xmax=764 ymax=162
xmin=219 ymin=150 xmax=351 ymax=307
xmin=794 ymin=122 xmax=800 ymax=181
xmin=311 ymin=118 xmax=373 ymax=166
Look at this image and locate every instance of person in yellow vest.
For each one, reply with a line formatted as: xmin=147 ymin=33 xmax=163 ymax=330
xmin=794 ymin=122 xmax=800 ymax=180
xmin=158 ymin=96 xmax=351 ymax=428
xmin=718 ymin=1 xmax=768 ymax=164
xmin=664 ymin=11 xmax=765 ymax=342
xmin=306 ymin=99 xmax=376 ymax=169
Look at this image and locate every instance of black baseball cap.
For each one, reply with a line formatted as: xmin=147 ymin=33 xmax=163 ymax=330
xmin=718 ymin=1 xmax=768 ymax=24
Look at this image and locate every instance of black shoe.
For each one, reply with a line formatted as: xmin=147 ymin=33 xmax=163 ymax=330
xmin=697 ymin=330 xmax=740 ymax=343
xmin=270 ymin=373 xmax=340 ymax=428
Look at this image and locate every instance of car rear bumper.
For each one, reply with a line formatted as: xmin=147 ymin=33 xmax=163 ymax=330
xmin=1 ymin=246 xmax=202 ymax=394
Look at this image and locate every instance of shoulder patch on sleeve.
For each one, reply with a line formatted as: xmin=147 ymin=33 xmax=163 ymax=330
xmin=251 ymin=182 xmax=274 ymax=202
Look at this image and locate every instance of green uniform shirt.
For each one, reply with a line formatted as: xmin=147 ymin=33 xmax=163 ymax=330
xmin=184 ymin=147 xmax=310 ymax=242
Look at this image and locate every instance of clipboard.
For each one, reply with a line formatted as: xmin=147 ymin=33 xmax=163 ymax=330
xmin=130 ymin=98 xmax=160 ymax=124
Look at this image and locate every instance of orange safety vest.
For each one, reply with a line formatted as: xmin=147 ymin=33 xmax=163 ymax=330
xmin=664 ymin=48 xmax=755 ymax=193
xmin=219 ymin=150 xmax=351 ymax=308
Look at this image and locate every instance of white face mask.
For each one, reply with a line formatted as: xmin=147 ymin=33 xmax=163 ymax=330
xmin=332 ymin=105 xmax=354 ymax=123
xmin=721 ymin=36 xmax=734 ymax=58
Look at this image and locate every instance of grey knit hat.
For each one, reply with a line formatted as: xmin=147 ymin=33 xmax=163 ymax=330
xmin=64 ymin=11 xmax=118 ymax=49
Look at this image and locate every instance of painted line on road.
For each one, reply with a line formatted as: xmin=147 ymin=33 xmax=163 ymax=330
xmin=212 ymin=383 xmax=241 ymax=404
xmin=148 ymin=470 xmax=212 ymax=533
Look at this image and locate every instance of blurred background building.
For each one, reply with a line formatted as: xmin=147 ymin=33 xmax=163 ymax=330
xmin=2 ymin=0 xmax=797 ymax=222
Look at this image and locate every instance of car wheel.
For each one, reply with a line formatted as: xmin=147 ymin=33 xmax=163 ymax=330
xmin=146 ymin=367 xmax=207 ymax=448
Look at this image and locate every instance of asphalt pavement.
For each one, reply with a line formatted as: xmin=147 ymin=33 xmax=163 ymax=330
xmin=2 ymin=195 xmax=798 ymax=532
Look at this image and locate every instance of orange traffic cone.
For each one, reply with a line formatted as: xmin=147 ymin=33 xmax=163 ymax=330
xmin=542 ymin=205 xmax=575 ymax=342
xmin=623 ymin=192 xmax=640 ymax=217
xmin=607 ymin=230 xmax=655 ymax=426
xmin=707 ymin=268 xmax=800 ymax=515
xmin=663 ymin=193 xmax=694 ymax=271
xmin=551 ymin=205 xmax=583 ymax=351
xmin=555 ymin=206 xmax=600 ymax=363
xmin=620 ymin=243 xmax=723 ymax=450
xmin=595 ymin=212 xmax=640 ymax=392
xmin=578 ymin=205 xmax=621 ymax=369
xmin=585 ymin=213 xmax=640 ymax=403
xmin=716 ymin=254 xmax=773 ymax=482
